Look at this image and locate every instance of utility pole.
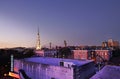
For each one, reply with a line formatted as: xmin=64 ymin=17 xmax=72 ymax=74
xmin=50 ymin=42 xmax=52 ymax=49
xmin=64 ymin=40 xmax=67 ymax=47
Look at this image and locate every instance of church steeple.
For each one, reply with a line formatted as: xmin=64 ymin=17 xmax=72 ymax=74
xmin=36 ymin=27 xmax=41 ymax=50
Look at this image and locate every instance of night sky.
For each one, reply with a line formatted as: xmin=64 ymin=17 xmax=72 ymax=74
xmin=0 ymin=0 xmax=120 ymax=48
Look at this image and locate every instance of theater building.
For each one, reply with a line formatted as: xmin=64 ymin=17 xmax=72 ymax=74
xmin=14 ymin=57 xmax=95 ymax=79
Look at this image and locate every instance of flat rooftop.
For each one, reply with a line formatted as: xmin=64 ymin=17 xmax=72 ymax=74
xmin=90 ymin=65 xmax=120 ymax=79
xmin=21 ymin=57 xmax=93 ymax=66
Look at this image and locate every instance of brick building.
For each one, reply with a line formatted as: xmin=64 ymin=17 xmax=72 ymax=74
xmin=72 ymin=49 xmax=112 ymax=63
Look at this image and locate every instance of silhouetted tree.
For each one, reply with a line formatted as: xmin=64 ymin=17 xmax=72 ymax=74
xmin=58 ymin=47 xmax=72 ymax=58
xmin=112 ymin=48 xmax=120 ymax=57
xmin=24 ymin=49 xmax=35 ymax=57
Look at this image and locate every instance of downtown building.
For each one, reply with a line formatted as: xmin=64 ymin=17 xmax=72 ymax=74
xmin=102 ymin=39 xmax=119 ymax=48
xmin=36 ymin=49 xmax=57 ymax=57
xmin=72 ymin=49 xmax=112 ymax=63
xmin=14 ymin=57 xmax=95 ymax=79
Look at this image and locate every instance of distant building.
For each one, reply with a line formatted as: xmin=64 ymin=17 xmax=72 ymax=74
xmin=108 ymin=39 xmax=119 ymax=47
xmin=90 ymin=65 xmax=120 ymax=79
xmin=102 ymin=41 xmax=108 ymax=48
xmin=44 ymin=50 xmax=57 ymax=57
xmin=14 ymin=57 xmax=95 ymax=79
xmin=35 ymin=50 xmax=44 ymax=56
xmin=102 ymin=39 xmax=119 ymax=48
xmin=95 ymin=50 xmax=112 ymax=63
xmin=72 ymin=50 xmax=90 ymax=60
xmin=72 ymin=49 xmax=112 ymax=63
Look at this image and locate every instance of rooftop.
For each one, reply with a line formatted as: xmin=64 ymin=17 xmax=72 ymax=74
xmin=21 ymin=57 xmax=93 ymax=67
xmin=90 ymin=65 xmax=120 ymax=79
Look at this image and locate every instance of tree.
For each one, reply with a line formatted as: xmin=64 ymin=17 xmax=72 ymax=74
xmin=58 ymin=47 xmax=72 ymax=58
xmin=24 ymin=49 xmax=35 ymax=57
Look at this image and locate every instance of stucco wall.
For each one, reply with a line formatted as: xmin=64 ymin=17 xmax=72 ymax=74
xmin=14 ymin=60 xmax=73 ymax=79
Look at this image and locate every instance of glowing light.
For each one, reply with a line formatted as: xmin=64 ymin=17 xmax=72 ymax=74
xmin=9 ymin=72 xmax=20 ymax=79
xmin=4 ymin=73 xmax=7 ymax=76
xmin=14 ymin=67 xmax=19 ymax=72
xmin=36 ymin=27 xmax=41 ymax=50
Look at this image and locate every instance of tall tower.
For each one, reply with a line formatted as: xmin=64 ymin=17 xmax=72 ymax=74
xmin=64 ymin=40 xmax=67 ymax=47
xmin=36 ymin=27 xmax=41 ymax=50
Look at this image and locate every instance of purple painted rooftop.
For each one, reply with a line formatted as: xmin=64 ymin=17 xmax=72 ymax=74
xmin=22 ymin=57 xmax=93 ymax=66
xmin=90 ymin=65 xmax=120 ymax=79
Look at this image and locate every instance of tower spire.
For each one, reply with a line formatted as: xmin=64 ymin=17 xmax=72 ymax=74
xmin=36 ymin=27 xmax=41 ymax=50
xmin=38 ymin=27 xmax=39 ymax=35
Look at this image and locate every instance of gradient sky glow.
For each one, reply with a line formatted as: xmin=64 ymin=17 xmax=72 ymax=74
xmin=0 ymin=0 xmax=120 ymax=48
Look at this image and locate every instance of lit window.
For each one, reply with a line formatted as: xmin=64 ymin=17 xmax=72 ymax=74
xmin=105 ymin=53 xmax=107 ymax=55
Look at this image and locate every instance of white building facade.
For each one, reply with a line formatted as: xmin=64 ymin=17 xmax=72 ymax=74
xmin=14 ymin=57 xmax=95 ymax=79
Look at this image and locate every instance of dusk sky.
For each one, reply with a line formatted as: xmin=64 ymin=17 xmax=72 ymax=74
xmin=0 ymin=0 xmax=120 ymax=48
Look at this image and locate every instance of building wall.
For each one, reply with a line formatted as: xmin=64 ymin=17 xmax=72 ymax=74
xmin=108 ymin=39 xmax=119 ymax=47
xmin=35 ymin=50 xmax=57 ymax=57
xmin=72 ymin=49 xmax=112 ymax=63
xmin=90 ymin=65 xmax=120 ymax=79
xmin=14 ymin=59 xmax=95 ymax=79
xmin=14 ymin=60 xmax=74 ymax=79
xmin=72 ymin=50 xmax=89 ymax=60
xmin=74 ymin=62 xmax=95 ymax=79
xmin=95 ymin=50 xmax=112 ymax=61
xmin=35 ymin=50 xmax=44 ymax=56
xmin=44 ymin=50 xmax=57 ymax=57
xmin=102 ymin=42 xmax=108 ymax=48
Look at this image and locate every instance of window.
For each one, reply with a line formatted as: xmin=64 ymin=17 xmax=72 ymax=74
xmin=105 ymin=53 xmax=107 ymax=55
xmin=68 ymin=64 xmax=70 ymax=68
xmin=60 ymin=61 xmax=64 ymax=66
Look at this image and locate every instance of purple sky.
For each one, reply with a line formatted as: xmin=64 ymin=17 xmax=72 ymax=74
xmin=0 ymin=0 xmax=120 ymax=48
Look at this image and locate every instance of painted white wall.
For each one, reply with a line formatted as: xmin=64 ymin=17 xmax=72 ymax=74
xmin=14 ymin=60 xmax=74 ymax=79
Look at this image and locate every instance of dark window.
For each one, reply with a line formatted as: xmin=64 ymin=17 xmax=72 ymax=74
xmin=60 ymin=61 xmax=64 ymax=66
xmin=68 ymin=64 xmax=70 ymax=68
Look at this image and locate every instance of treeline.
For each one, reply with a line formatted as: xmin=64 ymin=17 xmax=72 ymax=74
xmin=112 ymin=48 xmax=120 ymax=57
xmin=0 ymin=48 xmax=35 ymax=77
xmin=0 ymin=48 xmax=35 ymax=59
